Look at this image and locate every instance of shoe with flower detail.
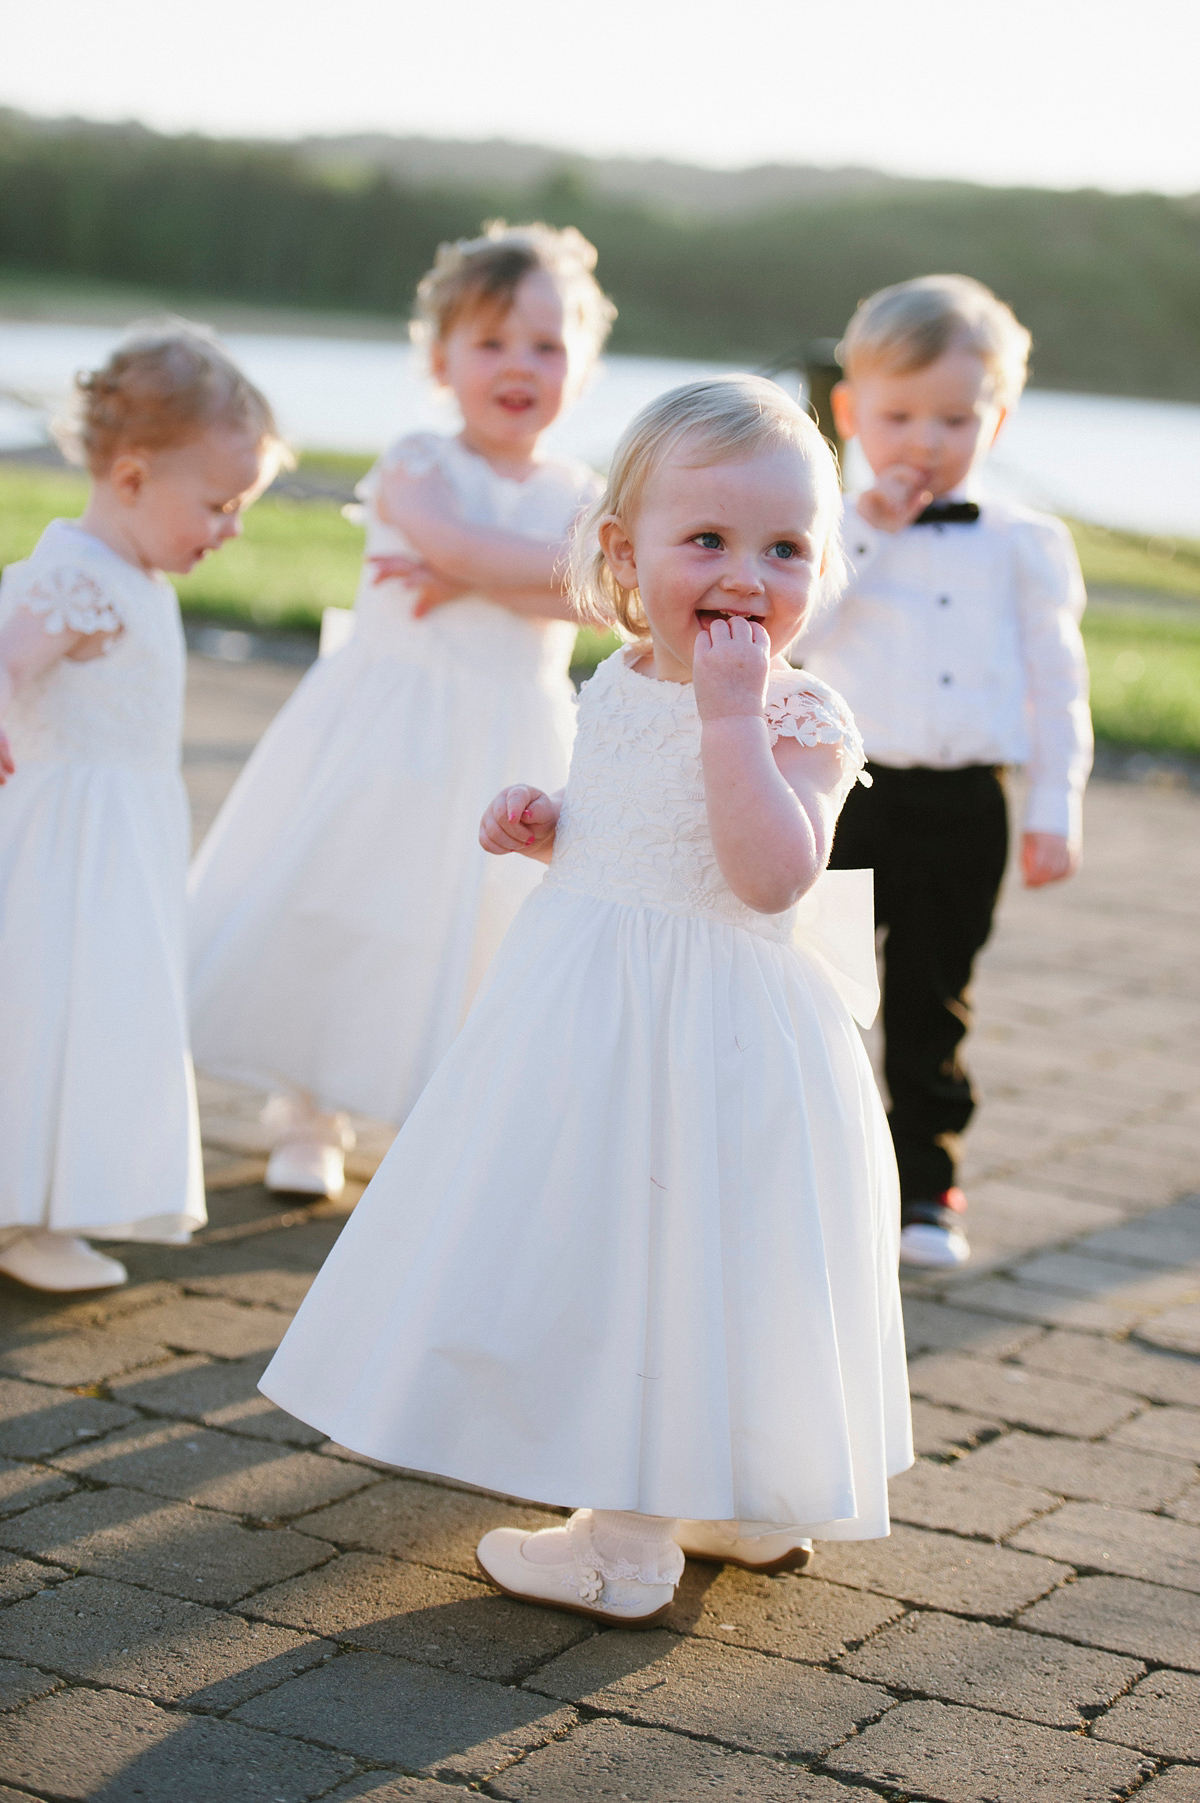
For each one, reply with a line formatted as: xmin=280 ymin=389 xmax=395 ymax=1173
xmin=476 ymin=1509 xmax=679 ymax=1626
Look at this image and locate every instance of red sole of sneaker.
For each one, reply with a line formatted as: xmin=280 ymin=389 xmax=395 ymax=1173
xmin=475 ymin=1555 xmax=674 ymax=1627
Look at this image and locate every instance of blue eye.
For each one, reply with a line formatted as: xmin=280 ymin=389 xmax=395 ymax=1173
xmin=695 ymin=532 xmax=722 ymax=550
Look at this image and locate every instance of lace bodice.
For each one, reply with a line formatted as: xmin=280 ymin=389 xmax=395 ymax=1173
xmin=544 ymin=649 xmax=867 ymax=944
xmin=0 ymin=521 xmax=186 ymax=769
xmin=349 ymin=432 xmax=601 ymax=680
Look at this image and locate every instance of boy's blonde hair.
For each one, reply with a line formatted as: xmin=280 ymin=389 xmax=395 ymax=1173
xmin=839 ymin=275 xmax=1032 ymax=409
xmin=412 ymin=220 xmax=616 ymax=364
xmin=61 ymin=319 xmax=288 ymax=476
xmin=572 ymin=374 xmax=845 ymax=640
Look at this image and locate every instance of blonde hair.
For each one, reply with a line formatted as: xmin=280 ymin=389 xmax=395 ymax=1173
xmin=572 ymin=375 xmax=846 ymax=640
xmin=839 ymin=275 xmax=1032 ymax=408
xmin=61 ymin=319 xmax=289 ymax=476
xmin=411 ymin=220 xmax=616 ymax=363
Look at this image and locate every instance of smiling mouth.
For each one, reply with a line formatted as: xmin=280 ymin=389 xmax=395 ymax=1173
xmin=496 ymin=393 xmax=535 ymax=413
xmin=696 ymin=608 xmax=766 ymax=626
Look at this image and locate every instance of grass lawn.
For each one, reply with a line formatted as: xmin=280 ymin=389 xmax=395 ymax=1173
xmin=2 ymin=461 xmax=1198 ymax=752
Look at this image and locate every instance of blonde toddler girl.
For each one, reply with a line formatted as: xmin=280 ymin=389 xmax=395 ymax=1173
xmin=260 ymin=376 xmax=911 ymax=1622
xmin=187 ymin=223 xmax=613 ymax=1197
xmin=0 ymin=325 xmax=281 ymax=1292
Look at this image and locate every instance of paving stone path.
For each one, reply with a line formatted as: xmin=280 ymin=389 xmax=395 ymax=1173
xmin=0 ymin=646 xmax=1197 ymax=1802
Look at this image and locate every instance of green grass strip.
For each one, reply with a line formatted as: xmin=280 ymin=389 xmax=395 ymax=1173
xmin=2 ymin=464 xmax=1197 ymax=751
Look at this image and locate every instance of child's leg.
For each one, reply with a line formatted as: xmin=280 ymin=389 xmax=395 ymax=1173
xmin=263 ymin=1092 xmax=355 ymax=1198
xmin=830 ymin=765 xmax=1008 ymax=1264
xmin=476 ymin=1509 xmax=682 ymax=1626
xmin=879 ymin=767 xmax=1007 ymax=1200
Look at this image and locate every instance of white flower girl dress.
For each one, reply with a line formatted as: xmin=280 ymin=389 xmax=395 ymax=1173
xmin=188 ymin=433 xmax=599 ymax=1128
xmin=0 ymin=520 xmax=205 ymax=1248
xmin=262 ymin=649 xmax=911 ymax=1536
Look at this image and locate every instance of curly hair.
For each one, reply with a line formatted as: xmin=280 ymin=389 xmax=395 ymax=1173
xmin=60 ymin=318 xmax=288 ymax=475
xmin=570 ymin=375 xmax=846 ymax=641
xmin=411 ymin=220 xmax=615 ymax=363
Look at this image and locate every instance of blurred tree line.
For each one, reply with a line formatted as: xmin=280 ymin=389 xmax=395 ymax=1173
xmin=2 ymin=112 xmax=1199 ymax=399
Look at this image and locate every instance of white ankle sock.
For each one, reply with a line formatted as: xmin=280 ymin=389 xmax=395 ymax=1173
xmin=521 ymin=1509 xmax=684 ymax=1585
xmin=589 ymin=1510 xmax=684 ymax=1584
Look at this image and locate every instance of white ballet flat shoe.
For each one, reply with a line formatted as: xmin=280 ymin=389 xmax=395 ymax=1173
xmin=675 ymin=1519 xmax=813 ymax=1574
xmin=265 ymin=1139 xmax=346 ymax=1198
xmin=0 ymin=1230 xmax=127 ymax=1293
xmin=476 ymin=1512 xmax=677 ymax=1627
xmin=899 ymin=1222 xmax=971 ymax=1269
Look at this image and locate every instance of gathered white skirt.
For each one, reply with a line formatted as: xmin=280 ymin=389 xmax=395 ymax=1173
xmin=261 ymin=882 xmax=912 ymax=1534
xmin=188 ymin=635 xmax=577 ymax=1124
xmin=0 ymin=759 xmax=204 ymax=1241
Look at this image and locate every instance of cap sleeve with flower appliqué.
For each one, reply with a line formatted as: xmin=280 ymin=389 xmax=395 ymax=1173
xmin=764 ymin=668 xmax=872 ymax=811
xmin=1 ymin=560 xmax=125 ymax=644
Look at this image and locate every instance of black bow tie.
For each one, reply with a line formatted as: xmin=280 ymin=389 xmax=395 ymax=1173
xmin=913 ymin=500 xmax=981 ymax=525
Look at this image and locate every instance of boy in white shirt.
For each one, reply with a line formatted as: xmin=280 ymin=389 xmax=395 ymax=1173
xmin=803 ymin=275 xmax=1093 ymax=1270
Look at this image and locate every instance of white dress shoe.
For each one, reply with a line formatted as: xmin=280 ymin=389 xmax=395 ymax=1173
xmin=899 ymin=1222 xmax=971 ymax=1269
xmin=265 ymin=1138 xmax=346 ymax=1198
xmin=476 ymin=1510 xmax=678 ymax=1626
xmin=263 ymin=1096 xmax=354 ymax=1198
xmin=675 ymin=1519 xmax=813 ymax=1573
xmin=0 ymin=1230 xmax=127 ymax=1293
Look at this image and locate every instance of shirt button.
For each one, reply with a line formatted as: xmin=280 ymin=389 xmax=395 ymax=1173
xmin=939 ymin=595 xmax=951 ymax=606
xmin=940 ymin=673 xmax=953 ymax=685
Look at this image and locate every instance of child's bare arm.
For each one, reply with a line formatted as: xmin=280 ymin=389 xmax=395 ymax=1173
xmin=479 ymin=785 xmax=562 ymax=865
xmin=370 ymin=551 xmax=572 ymax=622
xmin=695 ymin=620 xmax=840 ymax=913
xmin=376 ymin=466 xmax=574 ymax=619
xmin=0 ymin=608 xmax=103 ymax=784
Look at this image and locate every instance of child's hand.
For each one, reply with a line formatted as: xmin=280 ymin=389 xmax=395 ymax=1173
xmin=692 ymin=616 xmax=772 ymax=723
xmin=857 ymin=464 xmax=935 ymax=533
xmin=1022 ymin=831 xmax=1078 ymax=887
xmin=479 ymin=785 xmax=561 ymax=861
xmin=370 ymin=554 xmax=468 ymax=617
xmin=0 ymin=727 xmax=14 ymax=785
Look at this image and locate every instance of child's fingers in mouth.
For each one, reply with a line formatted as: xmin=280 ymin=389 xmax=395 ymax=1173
xmin=696 ymin=609 xmax=766 ymax=629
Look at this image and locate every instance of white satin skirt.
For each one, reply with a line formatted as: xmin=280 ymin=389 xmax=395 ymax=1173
xmin=187 ymin=635 xmax=577 ymax=1124
xmin=261 ymin=882 xmax=912 ymax=1534
xmin=0 ymin=759 xmax=205 ymax=1241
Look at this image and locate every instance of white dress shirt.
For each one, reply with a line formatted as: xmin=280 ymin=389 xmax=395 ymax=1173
xmin=801 ymin=493 xmax=1094 ymax=842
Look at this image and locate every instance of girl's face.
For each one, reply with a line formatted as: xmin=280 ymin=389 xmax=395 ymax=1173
xmin=110 ymin=428 xmax=270 ymax=574
xmin=431 ymin=270 xmax=573 ymax=456
xmin=600 ymin=442 xmax=827 ymax=684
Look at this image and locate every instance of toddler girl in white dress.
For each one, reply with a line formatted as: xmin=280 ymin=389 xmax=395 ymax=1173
xmin=187 ymin=224 xmax=612 ymax=1197
xmin=0 ymin=325 xmax=281 ymax=1292
xmin=261 ymin=376 xmax=911 ymax=1624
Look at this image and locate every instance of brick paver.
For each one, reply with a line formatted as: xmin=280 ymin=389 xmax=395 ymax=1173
xmin=0 ymin=646 xmax=1195 ymax=1800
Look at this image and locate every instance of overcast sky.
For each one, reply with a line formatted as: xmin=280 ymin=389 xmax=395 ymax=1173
xmin=4 ymin=0 xmax=1197 ymax=194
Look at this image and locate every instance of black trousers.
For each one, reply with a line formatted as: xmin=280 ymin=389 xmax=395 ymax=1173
xmin=828 ymin=763 xmax=1009 ymax=1202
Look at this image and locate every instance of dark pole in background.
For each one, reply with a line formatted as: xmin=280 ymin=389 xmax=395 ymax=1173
xmin=800 ymin=338 xmax=845 ymax=478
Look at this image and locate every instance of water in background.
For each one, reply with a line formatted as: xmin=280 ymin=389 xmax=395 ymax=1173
xmin=3 ymin=319 xmax=1198 ymax=538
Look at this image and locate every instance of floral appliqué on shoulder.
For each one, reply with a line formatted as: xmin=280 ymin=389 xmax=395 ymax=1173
xmin=19 ymin=567 xmax=124 ymax=644
xmin=764 ymin=682 xmax=872 ymax=787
